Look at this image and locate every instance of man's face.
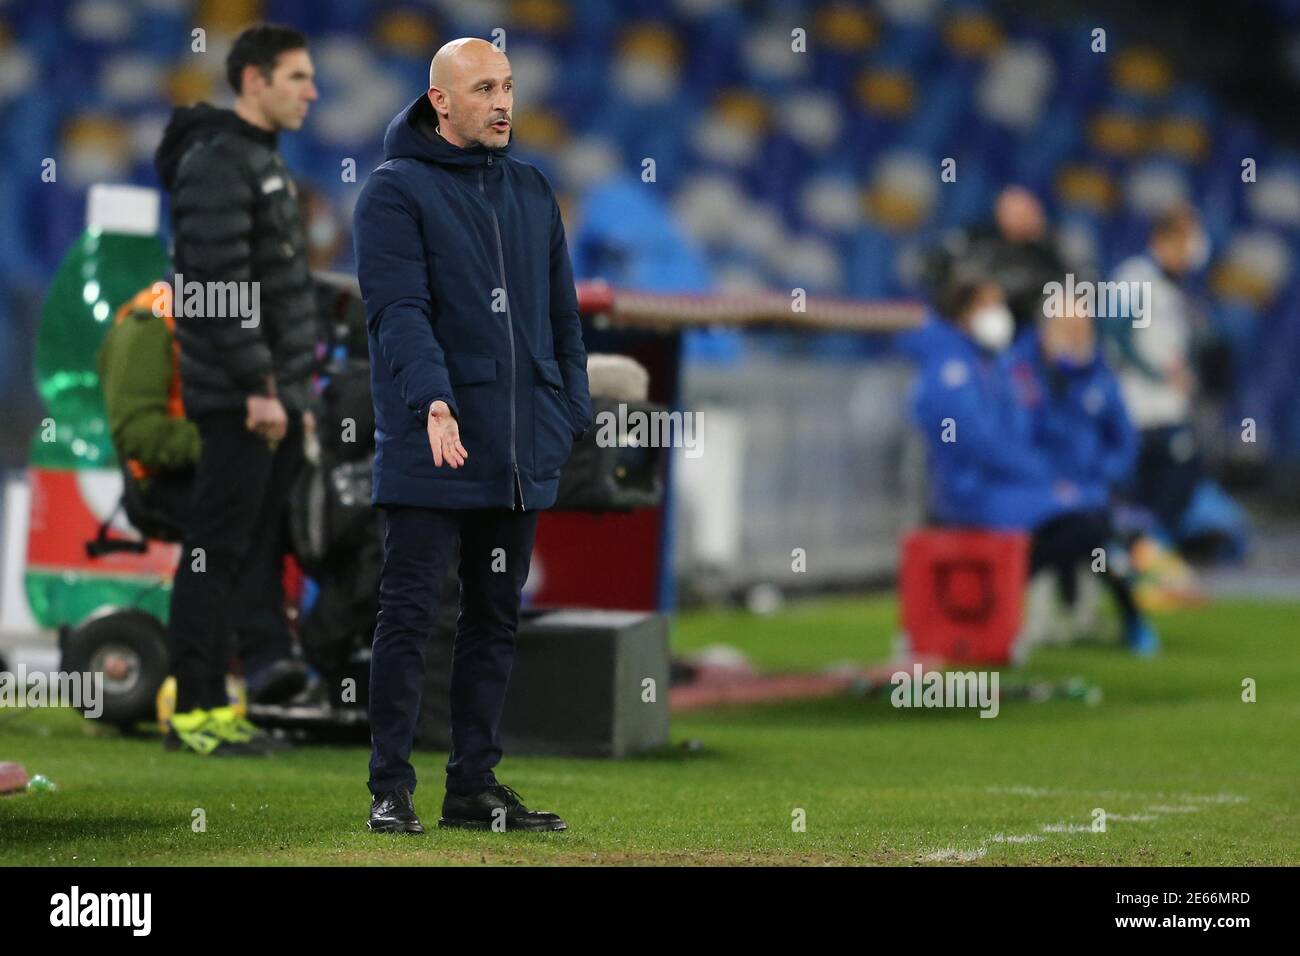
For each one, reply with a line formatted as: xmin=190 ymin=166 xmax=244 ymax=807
xmin=1041 ymin=299 xmax=1096 ymax=363
xmin=995 ymin=188 xmax=1046 ymax=244
xmin=431 ymin=48 xmax=513 ymax=149
xmin=246 ymin=48 xmax=318 ymax=132
xmin=1155 ymin=219 xmax=1201 ymax=276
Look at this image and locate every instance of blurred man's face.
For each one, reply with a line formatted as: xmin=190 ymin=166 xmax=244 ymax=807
xmin=1154 ymin=218 xmax=1202 ymax=276
xmin=429 ymin=43 xmax=513 ymax=150
xmin=243 ymin=49 xmax=318 ymax=131
xmin=995 ymin=188 xmax=1047 ymax=244
xmin=967 ymin=282 xmax=1005 ymax=316
xmin=1041 ymin=297 xmax=1096 ymax=363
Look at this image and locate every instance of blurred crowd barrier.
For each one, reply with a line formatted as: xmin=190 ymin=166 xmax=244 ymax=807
xmin=673 ymin=356 xmax=924 ymax=601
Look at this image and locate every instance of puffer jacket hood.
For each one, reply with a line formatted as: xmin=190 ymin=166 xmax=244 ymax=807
xmin=155 ymin=103 xmax=276 ymax=190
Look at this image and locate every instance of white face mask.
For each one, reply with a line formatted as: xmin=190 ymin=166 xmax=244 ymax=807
xmin=969 ymin=303 xmax=1015 ymax=352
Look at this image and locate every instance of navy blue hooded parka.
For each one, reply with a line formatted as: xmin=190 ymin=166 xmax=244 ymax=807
xmin=354 ymin=94 xmax=592 ymax=511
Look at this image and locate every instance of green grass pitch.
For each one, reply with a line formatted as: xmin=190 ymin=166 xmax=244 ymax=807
xmin=2 ymin=595 xmax=1297 ymax=866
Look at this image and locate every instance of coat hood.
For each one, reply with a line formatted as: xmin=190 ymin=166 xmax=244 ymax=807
xmin=155 ymin=103 xmax=277 ymax=190
xmin=382 ymin=94 xmax=511 ymax=168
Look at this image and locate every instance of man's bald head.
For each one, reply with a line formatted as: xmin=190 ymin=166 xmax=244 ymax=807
xmin=428 ymin=37 xmax=502 ymax=88
xmin=427 ymin=37 xmax=513 ymax=150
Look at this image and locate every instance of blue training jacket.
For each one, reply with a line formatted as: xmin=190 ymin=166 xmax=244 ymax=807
xmin=1005 ymin=329 xmax=1138 ymax=511
xmin=353 ymin=94 xmax=593 ymax=510
xmin=909 ymin=318 xmax=1068 ymax=530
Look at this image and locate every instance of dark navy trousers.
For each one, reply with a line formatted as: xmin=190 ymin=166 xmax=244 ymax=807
xmin=367 ymin=504 xmax=538 ymax=797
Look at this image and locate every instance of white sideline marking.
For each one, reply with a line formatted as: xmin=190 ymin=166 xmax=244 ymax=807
xmin=920 ymin=847 xmax=988 ymax=862
xmin=987 ymin=785 xmax=1248 ymax=803
xmin=989 ymin=785 xmax=1057 ymax=798
xmin=1179 ymin=793 xmax=1248 ymax=805
xmin=988 ymin=832 xmax=1044 ymax=844
xmin=916 ymin=786 xmax=1249 ymax=862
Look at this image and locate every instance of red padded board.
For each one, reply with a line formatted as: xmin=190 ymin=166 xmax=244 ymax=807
xmin=0 ymin=762 xmax=29 ymax=794
xmin=901 ymin=528 xmax=1030 ymax=664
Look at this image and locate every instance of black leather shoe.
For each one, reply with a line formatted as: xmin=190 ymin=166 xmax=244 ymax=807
xmin=439 ymin=783 xmax=567 ymax=832
xmin=368 ymin=787 xmax=424 ymax=834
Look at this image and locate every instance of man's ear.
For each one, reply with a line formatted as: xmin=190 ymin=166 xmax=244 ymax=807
xmin=427 ymin=87 xmax=448 ymax=119
xmin=241 ymin=63 xmax=265 ymax=96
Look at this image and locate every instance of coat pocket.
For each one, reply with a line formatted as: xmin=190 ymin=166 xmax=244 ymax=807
xmin=447 ymin=352 xmax=498 ymax=387
xmin=532 ymin=357 xmax=574 ymax=478
xmin=410 ymin=353 xmax=500 ymax=480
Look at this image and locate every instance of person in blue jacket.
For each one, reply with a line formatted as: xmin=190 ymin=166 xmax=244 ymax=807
xmin=1005 ymin=290 xmax=1158 ymax=655
xmin=910 ymin=273 xmax=1066 ymax=531
xmin=1006 ymin=294 xmax=1138 ymax=513
xmin=353 ymin=38 xmax=592 ymax=835
xmin=910 ymin=272 xmax=1157 ymax=655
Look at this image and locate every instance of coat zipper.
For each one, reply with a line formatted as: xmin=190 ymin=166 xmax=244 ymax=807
xmin=479 ymin=157 xmax=524 ymax=510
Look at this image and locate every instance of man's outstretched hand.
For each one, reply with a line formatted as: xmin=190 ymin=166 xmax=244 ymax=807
xmin=427 ymin=400 xmax=468 ymax=468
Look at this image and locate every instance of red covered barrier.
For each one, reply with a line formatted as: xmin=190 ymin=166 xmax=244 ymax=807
xmin=900 ymin=528 xmax=1030 ymax=664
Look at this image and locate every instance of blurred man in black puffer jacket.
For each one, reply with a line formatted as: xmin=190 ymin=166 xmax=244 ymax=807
xmin=153 ymin=23 xmax=318 ymax=756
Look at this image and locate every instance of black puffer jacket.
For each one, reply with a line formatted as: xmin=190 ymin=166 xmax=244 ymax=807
xmin=155 ymin=104 xmax=316 ymax=415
